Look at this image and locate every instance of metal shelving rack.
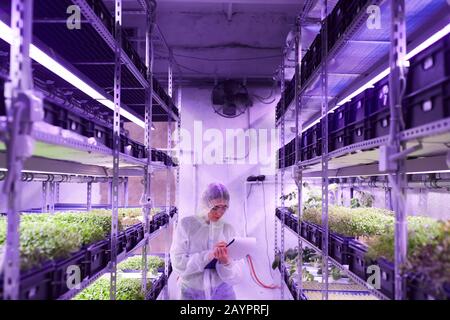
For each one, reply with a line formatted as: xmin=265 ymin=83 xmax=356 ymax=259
xmin=275 ymin=0 xmax=450 ymax=301
xmin=0 ymin=0 xmax=180 ymax=300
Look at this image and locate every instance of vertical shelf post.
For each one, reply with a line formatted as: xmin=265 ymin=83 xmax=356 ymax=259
xmin=163 ymin=57 xmax=173 ymax=300
xmin=110 ymin=0 xmax=122 ymax=301
xmin=123 ymin=177 xmax=128 ymax=208
xmin=42 ymin=181 xmax=48 ymax=212
xmin=175 ymin=84 xmax=182 ymax=228
xmin=142 ymin=0 xmax=155 ymax=296
xmin=279 ymin=56 xmax=286 ymax=300
xmin=87 ymin=181 xmax=92 ymax=212
xmin=49 ymin=180 xmax=55 ymax=214
xmin=3 ymin=0 xmax=42 ymax=300
xmin=320 ymin=0 xmax=329 ymax=301
xmin=389 ymin=0 xmax=408 ymax=301
xmin=294 ymin=15 xmax=304 ymax=300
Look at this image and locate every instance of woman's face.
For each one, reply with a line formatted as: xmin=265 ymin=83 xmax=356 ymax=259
xmin=207 ymin=198 xmax=228 ymax=223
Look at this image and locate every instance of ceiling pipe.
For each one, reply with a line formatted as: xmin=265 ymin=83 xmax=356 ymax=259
xmin=0 ymin=172 xmax=125 ymax=184
xmin=306 ymin=177 xmax=450 ymax=190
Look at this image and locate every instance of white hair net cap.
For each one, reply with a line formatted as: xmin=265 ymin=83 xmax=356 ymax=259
xmin=197 ymin=183 xmax=230 ymax=221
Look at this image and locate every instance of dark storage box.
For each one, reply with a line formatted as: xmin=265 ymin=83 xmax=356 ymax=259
xmin=52 ymin=249 xmax=88 ymax=299
xmin=301 ymin=146 xmax=311 ymax=162
xmin=329 ymin=128 xmax=348 ymax=152
xmin=329 ymin=233 xmax=353 ymax=265
xmin=377 ymin=258 xmax=396 ymax=300
xmin=310 ymin=224 xmax=323 ymax=249
xmin=368 ymin=109 xmax=390 ymax=139
xmin=348 ymin=240 xmax=369 ymax=281
xmin=311 ymin=123 xmax=322 ymax=144
xmin=63 ymin=112 xmax=85 ymax=135
xmin=300 ymin=221 xmax=309 ymax=240
xmin=347 ymin=120 xmax=370 ymax=145
xmin=84 ymin=122 xmax=110 ymax=146
xmin=346 ymin=90 xmax=373 ymax=126
xmin=19 ymin=261 xmax=55 ymax=300
xmin=344 ymin=0 xmax=370 ymax=22
xmin=330 ymin=105 xmax=347 ymax=132
xmin=327 ymin=2 xmax=347 ymax=50
xmin=116 ymin=232 xmax=127 ymax=256
xmin=406 ymin=35 xmax=449 ymax=95
xmin=369 ymin=76 xmax=390 ymax=115
xmin=149 ymin=220 xmax=157 ymax=233
xmin=86 ymin=239 xmax=110 ymax=276
xmin=0 ymin=262 xmax=55 ymax=300
xmin=311 ymin=32 xmax=322 ymax=71
xmin=311 ymin=140 xmax=322 ymax=158
xmin=290 ymin=217 xmax=299 ymax=234
xmin=125 ymin=227 xmax=138 ymax=252
xmin=404 ymin=80 xmax=450 ymax=129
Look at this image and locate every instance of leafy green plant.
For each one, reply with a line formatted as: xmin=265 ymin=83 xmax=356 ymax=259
xmin=73 ymin=276 xmax=152 ymax=300
xmin=331 ymin=266 xmax=342 ymax=281
xmin=302 ymin=247 xmax=318 ymax=264
xmin=351 ymin=191 xmax=375 ymax=208
xmin=0 ymin=216 xmax=82 ymax=270
xmin=302 ymin=205 xmax=394 ymax=238
xmin=0 ymin=211 xmax=122 ymax=270
xmin=350 ymin=198 xmax=361 ymax=208
xmin=280 ymin=191 xmax=297 ymax=202
xmin=302 ymin=268 xmax=315 ymax=282
xmin=404 ymin=220 xmax=450 ymax=300
xmin=118 ymin=255 xmax=164 ymax=273
xmin=366 ymin=216 xmax=443 ymax=262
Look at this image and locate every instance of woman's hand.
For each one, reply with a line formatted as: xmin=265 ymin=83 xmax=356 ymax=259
xmin=213 ymin=242 xmax=230 ymax=265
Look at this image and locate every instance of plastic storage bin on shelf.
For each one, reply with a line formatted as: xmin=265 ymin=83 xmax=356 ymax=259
xmin=0 ymin=261 xmax=54 ymax=300
xmin=328 ymin=106 xmax=348 ymax=152
xmin=327 ymin=1 xmax=347 ymax=51
xmin=86 ymin=239 xmax=110 ymax=276
xmin=52 ymin=249 xmax=89 ymax=299
xmin=404 ymin=35 xmax=450 ymax=129
xmin=348 ymin=240 xmax=370 ymax=281
xmin=329 ymin=233 xmax=353 ymax=265
xmin=377 ymin=258 xmax=395 ymax=300
xmin=125 ymin=227 xmax=138 ymax=252
xmin=84 ymin=122 xmax=110 ymax=147
xmin=368 ymin=76 xmax=391 ymax=139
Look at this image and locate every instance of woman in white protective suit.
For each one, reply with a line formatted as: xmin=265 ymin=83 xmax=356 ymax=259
xmin=170 ymin=183 xmax=243 ymax=300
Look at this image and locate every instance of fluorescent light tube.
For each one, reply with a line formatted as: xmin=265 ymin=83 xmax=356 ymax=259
xmin=0 ymin=20 xmax=145 ymax=128
xmin=336 ymin=23 xmax=450 ymax=107
xmin=301 ymin=24 xmax=450 ymax=134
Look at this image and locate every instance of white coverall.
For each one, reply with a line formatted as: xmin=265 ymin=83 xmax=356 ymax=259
xmin=170 ymin=213 xmax=244 ymax=300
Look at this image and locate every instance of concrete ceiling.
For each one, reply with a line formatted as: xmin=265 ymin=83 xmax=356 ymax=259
xmin=103 ymin=0 xmax=335 ymax=86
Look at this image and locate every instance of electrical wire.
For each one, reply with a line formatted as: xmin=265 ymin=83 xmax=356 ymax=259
xmin=246 ymin=255 xmax=280 ymax=289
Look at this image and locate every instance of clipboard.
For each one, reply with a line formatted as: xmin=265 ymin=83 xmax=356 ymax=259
xmin=204 ymin=239 xmax=235 ymax=269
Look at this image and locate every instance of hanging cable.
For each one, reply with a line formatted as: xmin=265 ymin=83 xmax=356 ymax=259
xmin=246 ymin=255 xmax=280 ymax=289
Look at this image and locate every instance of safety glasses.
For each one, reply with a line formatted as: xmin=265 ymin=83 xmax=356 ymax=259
xmin=211 ymin=205 xmax=228 ymax=212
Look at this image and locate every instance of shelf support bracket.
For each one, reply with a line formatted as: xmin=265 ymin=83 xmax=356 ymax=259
xmin=141 ymin=1 xmax=155 ymax=297
xmin=293 ymin=15 xmax=304 ymax=301
xmin=109 ymin=0 xmax=122 ymax=301
xmin=388 ymin=0 xmax=408 ymax=301
xmin=2 ymin=0 xmax=43 ymax=300
xmin=320 ymin=0 xmax=329 ymax=301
